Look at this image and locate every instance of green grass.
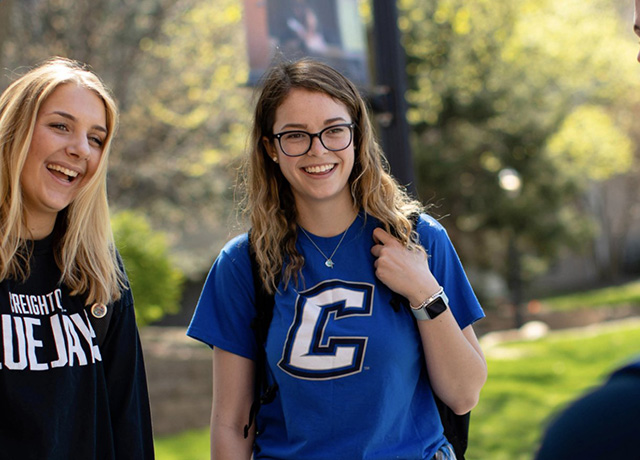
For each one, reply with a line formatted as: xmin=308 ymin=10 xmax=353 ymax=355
xmin=469 ymin=319 xmax=640 ymax=460
xmin=540 ymin=278 xmax=640 ymax=311
xmin=154 ymin=320 xmax=640 ymax=460
xmin=155 ymin=428 xmax=209 ymax=460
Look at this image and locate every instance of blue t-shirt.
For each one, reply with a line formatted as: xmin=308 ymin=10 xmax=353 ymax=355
xmin=188 ymin=213 xmax=484 ymax=459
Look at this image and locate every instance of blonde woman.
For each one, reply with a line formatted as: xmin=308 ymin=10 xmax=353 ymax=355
xmin=0 ymin=57 xmax=154 ymax=459
xmin=189 ymin=58 xmax=486 ymax=460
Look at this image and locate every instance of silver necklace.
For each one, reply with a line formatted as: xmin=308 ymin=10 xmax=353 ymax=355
xmin=299 ymin=226 xmax=349 ymax=268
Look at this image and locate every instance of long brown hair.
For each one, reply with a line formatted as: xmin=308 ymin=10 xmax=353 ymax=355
xmin=241 ymin=58 xmax=423 ymax=294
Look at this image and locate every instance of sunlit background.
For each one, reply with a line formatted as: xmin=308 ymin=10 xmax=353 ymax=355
xmin=1 ymin=1 xmax=639 ymax=459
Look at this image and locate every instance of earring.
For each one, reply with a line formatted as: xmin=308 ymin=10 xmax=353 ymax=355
xmin=272 ymin=156 xmax=278 ymax=163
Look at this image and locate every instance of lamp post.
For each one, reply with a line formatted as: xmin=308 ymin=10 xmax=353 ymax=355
xmin=371 ymin=0 xmax=415 ymax=193
xmin=499 ymin=168 xmax=524 ymax=328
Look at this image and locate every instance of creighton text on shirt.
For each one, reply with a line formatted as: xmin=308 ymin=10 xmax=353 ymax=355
xmin=2 ymin=288 xmax=102 ymax=370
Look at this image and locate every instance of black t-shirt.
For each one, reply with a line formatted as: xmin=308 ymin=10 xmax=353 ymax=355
xmin=0 ymin=235 xmax=154 ymax=459
xmin=536 ymin=359 xmax=640 ymax=459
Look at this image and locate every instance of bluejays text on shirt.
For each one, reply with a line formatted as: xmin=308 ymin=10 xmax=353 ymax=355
xmin=1 ymin=288 xmax=102 ymax=371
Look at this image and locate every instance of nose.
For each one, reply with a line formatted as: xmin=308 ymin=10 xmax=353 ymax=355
xmin=307 ymin=133 xmax=326 ymax=156
xmin=66 ymin=134 xmax=91 ymax=161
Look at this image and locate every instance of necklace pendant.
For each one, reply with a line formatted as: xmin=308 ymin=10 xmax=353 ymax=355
xmin=325 ymin=259 xmax=334 ymax=268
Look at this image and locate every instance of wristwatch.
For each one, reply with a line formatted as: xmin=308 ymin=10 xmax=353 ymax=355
xmin=410 ymin=287 xmax=449 ymax=321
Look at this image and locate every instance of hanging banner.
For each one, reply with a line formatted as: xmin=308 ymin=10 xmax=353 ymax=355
xmin=243 ymin=0 xmax=370 ymax=86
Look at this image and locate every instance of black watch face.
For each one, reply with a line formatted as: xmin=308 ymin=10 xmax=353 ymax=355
xmin=427 ymin=298 xmax=447 ymax=319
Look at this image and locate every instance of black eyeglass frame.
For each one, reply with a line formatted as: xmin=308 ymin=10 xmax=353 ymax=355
xmin=272 ymin=122 xmax=355 ymax=157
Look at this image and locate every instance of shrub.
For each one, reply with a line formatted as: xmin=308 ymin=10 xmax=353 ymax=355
xmin=112 ymin=210 xmax=184 ymax=326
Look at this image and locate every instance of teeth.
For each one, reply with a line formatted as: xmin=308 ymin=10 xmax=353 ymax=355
xmin=305 ymin=164 xmax=334 ymax=174
xmin=47 ymin=164 xmax=79 ymax=178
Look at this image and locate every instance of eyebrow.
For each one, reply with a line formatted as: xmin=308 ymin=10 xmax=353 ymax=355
xmin=279 ymin=117 xmax=349 ymax=131
xmin=50 ymin=110 xmax=108 ymax=134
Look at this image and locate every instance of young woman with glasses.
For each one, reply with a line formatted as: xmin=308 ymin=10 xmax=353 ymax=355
xmin=0 ymin=57 xmax=154 ymax=459
xmin=188 ymin=58 xmax=487 ymax=460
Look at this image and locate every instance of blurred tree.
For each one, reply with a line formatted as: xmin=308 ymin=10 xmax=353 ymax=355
xmin=112 ymin=210 xmax=184 ymax=326
xmin=111 ymin=0 xmax=252 ymax=277
xmin=546 ymin=105 xmax=634 ymax=281
xmin=3 ymin=0 xmax=638 ymax=298
xmin=0 ymin=0 xmax=252 ymax=278
xmin=398 ymin=0 xmax=638 ymax=300
xmin=0 ymin=0 xmax=176 ymax=98
xmin=546 ymin=106 xmax=632 ymax=184
xmin=0 ymin=0 xmax=13 ymax=70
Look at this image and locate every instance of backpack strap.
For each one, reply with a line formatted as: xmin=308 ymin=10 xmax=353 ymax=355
xmin=244 ymin=230 xmax=279 ymax=438
xmin=389 ymin=213 xmax=470 ymax=460
xmin=436 ymin=396 xmax=470 ymax=459
xmin=388 ymin=213 xmax=421 ymax=312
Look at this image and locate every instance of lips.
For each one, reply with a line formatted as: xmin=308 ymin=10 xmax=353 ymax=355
xmin=304 ymin=164 xmax=335 ymax=174
xmin=47 ymin=163 xmax=80 ymax=182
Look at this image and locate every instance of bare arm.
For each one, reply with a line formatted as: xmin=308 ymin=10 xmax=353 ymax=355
xmin=211 ymin=347 xmax=255 ymax=460
xmin=371 ymin=227 xmax=487 ymax=415
xmin=414 ymin=312 xmax=486 ymax=413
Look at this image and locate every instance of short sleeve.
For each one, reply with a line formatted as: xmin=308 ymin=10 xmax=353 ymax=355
xmin=416 ymin=214 xmax=485 ymax=329
xmin=187 ymin=233 xmax=258 ymax=360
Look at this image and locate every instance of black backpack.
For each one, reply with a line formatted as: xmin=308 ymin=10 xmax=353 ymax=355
xmin=245 ymin=224 xmax=471 ymax=459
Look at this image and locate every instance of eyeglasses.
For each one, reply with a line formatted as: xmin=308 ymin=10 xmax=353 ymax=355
xmin=272 ymin=123 xmax=355 ymax=157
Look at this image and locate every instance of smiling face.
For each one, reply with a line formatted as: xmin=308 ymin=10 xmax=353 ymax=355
xmin=265 ymin=88 xmax=355 ymax=216
xmin=20 ymin=83 xmax=107 ymax=238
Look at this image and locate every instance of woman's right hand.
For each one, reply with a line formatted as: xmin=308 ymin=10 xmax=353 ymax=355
xmin=211 ymin=348 xmax=255 ymax=460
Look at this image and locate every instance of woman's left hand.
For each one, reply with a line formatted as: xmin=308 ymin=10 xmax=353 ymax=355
xmin=371 ymin=227 xmax=487 ymax=415
xmin=370 ymin=227 xmax=440 ymax=306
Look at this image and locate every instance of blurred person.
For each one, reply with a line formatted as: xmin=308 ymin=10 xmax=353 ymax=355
xmin=535 ymin=7 xmax=640 ymax=457
xmin=535 ymin=357 xmax=640 ymax=459
xmin=277 ymin=0 xmax=347 ymax=61
xmin=187 ymin=58 xmax=487 ymax=459
xmin=285 ymin=0 xmax=328 ymax=54
xmin=0 ymin=57 xmax=154 ymax=459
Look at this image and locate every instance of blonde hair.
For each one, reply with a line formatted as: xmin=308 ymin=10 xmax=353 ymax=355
xmin=242 ymin=58 xmax=424 ymax=294
xmin=0 ymin=56 xmax=124 ymax=305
